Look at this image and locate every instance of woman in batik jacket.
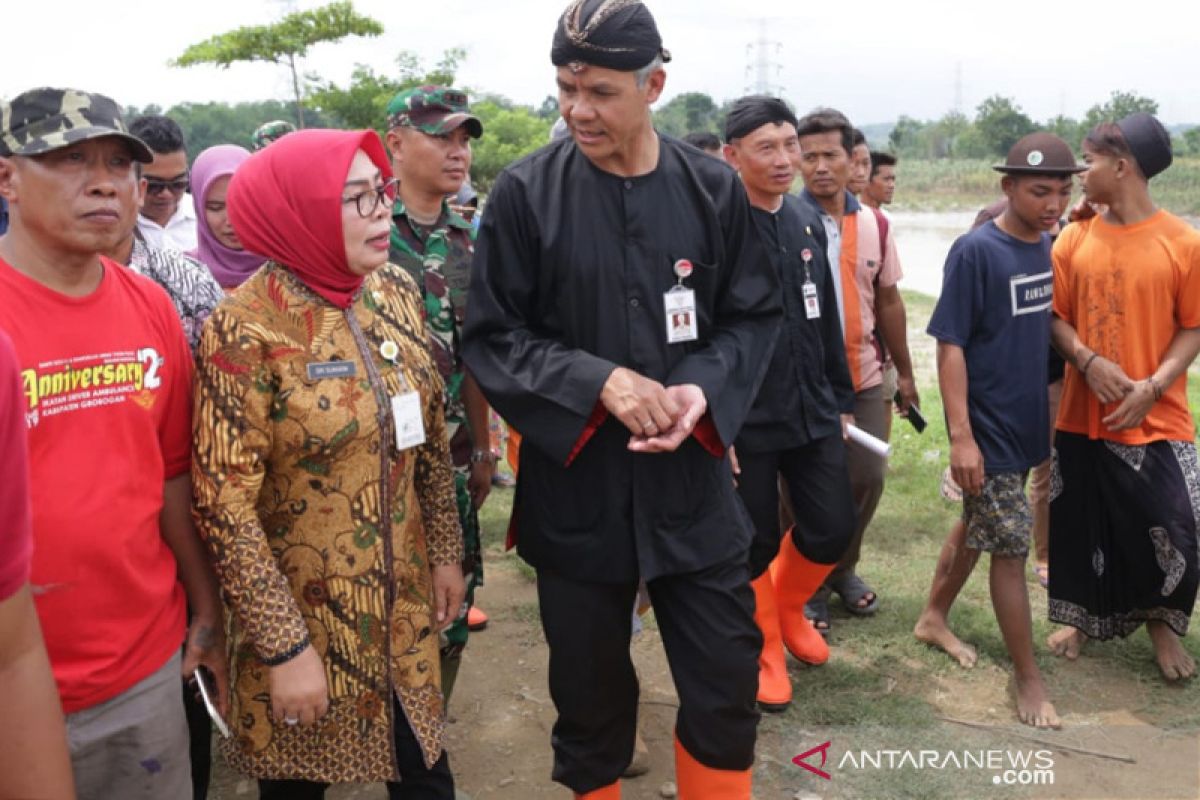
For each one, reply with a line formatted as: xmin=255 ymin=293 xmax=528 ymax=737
xmin=191 ymin=129 xmax=464 ymax=799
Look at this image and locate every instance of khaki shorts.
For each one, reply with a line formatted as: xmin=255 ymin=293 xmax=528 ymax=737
xmin=963 ymin=472 xmax=1031 ymax=558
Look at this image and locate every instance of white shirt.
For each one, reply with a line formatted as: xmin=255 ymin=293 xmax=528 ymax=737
xmin=137 ymin=194 xmax=198 ymax=253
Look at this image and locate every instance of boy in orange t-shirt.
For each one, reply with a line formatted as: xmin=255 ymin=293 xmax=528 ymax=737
xmin=1048 ymin=113 xmax=1200 ymax=682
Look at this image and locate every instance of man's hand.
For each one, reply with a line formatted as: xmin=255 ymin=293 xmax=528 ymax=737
xmin=628 ymin=384 xmax=707 ymax=454
xmin=431 ymin=563 xmax=466 ymax=631
xmin=950 ymin=435 xmax=985 ymax=497
xmin=894 ymin=375 xmax=920 ymax=416
xmin=268 ymin=645 xmax=329 ymax=727
xmin=1103 ymin=379 xmax=1157 ymax=431
xmin=600 ymin=367 xmax=680 ymax=438
xmin=182 ymin=614 xmax=229 ymax=716
xmin=840 ymin=413 xmax=856 ymax=441
xmin=467 ymin=458 xmax=495 ymax=509
xmin=1085 ymin=355 xmax=1135 ymax=404
xmin=728 ymin=445 xmax=740 ymax=487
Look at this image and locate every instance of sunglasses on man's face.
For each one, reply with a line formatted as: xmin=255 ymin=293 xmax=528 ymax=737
xmin=145 ymin=176 xmax=189 ymax=196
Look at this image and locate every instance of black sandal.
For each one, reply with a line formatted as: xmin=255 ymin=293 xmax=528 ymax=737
xmin=804 ymin=589 xmax=832 ymax=638
xmin=828 ymin=573 xmax=879 ymax=616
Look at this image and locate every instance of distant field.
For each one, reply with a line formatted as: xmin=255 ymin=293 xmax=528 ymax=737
xmin=891 ymin=157 xmax=1200 ymax=217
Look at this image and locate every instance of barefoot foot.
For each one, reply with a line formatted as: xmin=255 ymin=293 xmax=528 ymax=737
xmin=1147 ymin=621 xmax=1197 ymax=681
xmin=914 ymin=612 xmax=977 ymax=668
xmin=1013 ymin=674 xmax=1061 ymax=729
xmin=1047 ymin=626 xmax=1085 ymax=660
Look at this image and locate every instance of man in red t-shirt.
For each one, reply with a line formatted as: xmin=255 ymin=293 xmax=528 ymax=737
xmin=0 ymin=88 xmax=227 ymax=800
xmin=0 ymin=327 xmax=75 ymax=799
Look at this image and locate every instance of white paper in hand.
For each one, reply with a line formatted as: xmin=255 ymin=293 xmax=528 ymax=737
xmin=194 ymin=668 xmax=231 ymax=738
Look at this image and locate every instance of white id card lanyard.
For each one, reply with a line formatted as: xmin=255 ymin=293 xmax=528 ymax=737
xmin=665 ymin=259 xmax=699 ymax=344
xmin=390 ymin=371 xmax=426 ymax=451
xmin=801 ymin=247 xmax=820 ymax=320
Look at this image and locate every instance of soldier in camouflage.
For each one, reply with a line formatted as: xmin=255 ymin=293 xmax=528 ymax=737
xmin=251 ymin=119 xmax=296 ymax=151
xmin=385 ymin=85 xmax=491 ymax=703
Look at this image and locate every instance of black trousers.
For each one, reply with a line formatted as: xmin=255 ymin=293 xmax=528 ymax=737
xmin=258 ymin=695 xmax=454 ymax=800
xmin=736 ymin=433 xmax=857 ymax=578
xmin=183 ymin=679 xmax=211 ymax=800
xmin=537 ymin=558 xmax=761 ymax=794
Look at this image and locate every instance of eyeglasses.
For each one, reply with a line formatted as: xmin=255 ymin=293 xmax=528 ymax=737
xmin=343 ymin=178 xmax=398 ymax=218
xmin=145 ymin=176 xmax=189 ymax=196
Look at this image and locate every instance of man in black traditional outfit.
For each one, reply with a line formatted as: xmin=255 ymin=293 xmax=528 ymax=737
xmin=462 ymin=2 xmax=782 ymax=797
xmin=722 ymin=96 xmax=857 ymax=712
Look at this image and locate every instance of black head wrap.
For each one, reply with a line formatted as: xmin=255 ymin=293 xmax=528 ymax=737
xmin=724 ymin=95 xmax=798 ymax=143
xmin=551 ymin=0 xmax=671 ymax=71
xmin=1116 ymin=112 xmax=1173 ymax=180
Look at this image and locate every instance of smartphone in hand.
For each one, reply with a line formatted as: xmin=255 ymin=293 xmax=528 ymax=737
xmin=894 ymin=391 xmax=927 ymax=433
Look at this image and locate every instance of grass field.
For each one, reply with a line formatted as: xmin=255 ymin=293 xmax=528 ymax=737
xmin=472 ymin=290 xmax=1200 ymax=799
xmin=890 ymin=158 xmax=1200 ymax=217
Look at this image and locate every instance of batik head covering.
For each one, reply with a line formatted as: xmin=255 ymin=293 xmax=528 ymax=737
xmin=226 ymin=129 xmax=392 ymax=309
xmin=551 ymin=0 xmax=671 ymax=70
xmin=190 ymin=144 xmax=265 ymax=288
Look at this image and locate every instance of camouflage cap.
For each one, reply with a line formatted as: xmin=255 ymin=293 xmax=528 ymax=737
xmin=0 ymin=88 xmax=153 ymax=162
xmin=251 ymin=119 xmax=296 ymax=151
xmin=386 ymin=86 xmax=483 ymax=139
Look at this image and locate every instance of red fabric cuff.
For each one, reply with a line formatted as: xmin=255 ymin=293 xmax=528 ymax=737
xmin=565 ymin=403 xmax=609 ymax=467
xmin=692 ymin=413 xmax=724 ymax=457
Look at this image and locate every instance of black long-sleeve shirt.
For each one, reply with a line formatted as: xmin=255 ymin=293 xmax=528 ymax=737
xmin=737 ymin=195 xmax=854 ymax=454
xmin=462 ymin=134 xmax=782 ymax=582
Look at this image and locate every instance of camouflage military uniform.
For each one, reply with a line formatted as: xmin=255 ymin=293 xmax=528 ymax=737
xmin=251 ymin=119 xmax=296 ymax=151
xmin=389 ymin=200 xmax=483 ymax=675
xmin=385 ymin=84 xmax=486 ymax=700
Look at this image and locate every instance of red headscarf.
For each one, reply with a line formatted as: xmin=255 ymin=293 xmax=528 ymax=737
xmin=226 ymin=129 xmax=392 ymax=309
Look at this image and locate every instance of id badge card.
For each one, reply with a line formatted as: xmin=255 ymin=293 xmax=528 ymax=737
xmin=391 ymin=392 xmax=427 ymax=450
xmin=664 ymin=288 xmax=698 ymax=344
xmin=802 ymin=280 xmax=821 ymax=320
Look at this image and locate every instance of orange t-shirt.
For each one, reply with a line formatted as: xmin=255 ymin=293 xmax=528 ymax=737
xmin=0 ymin=257 xmax=192 ymax=713
xmin=839 ymin=208 xmax=903 ymax=392
xmin=1052 ymin=211 xmax=1200 ymax=444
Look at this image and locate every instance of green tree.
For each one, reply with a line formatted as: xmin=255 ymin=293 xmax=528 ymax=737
xmin=309 ymin=49 xmax=465 ymax=132
xmin=889 ymin=115 xmax=928 ymax=156
xmin=1045 ymin=115 xmax=1083 ymax=149
xmin=1082 ymin=90 xmax=1159 ymax=132
xmin=974 ymin=95 xmax=1035 ymax=158
xmin=470 ymin=100 xmax=553 ymax=192
xmin=166 ymin=100 xmax=333 ymax=159
xmin=1183 ymin=127 xmax=1200 ymax=157
xmin=653 ymin=92 xmax=720 ymax=138
xmin=537 ymin=95 xmax=560 ymax=120
xmin=172 ymin=1 xmax=384 ymax=128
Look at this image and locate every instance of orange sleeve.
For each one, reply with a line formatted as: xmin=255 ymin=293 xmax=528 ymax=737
xmin=1051 ymin=226 xmax=1076 ymax=323
xmin=1175 ymin=235 xmax=1200 ymax=329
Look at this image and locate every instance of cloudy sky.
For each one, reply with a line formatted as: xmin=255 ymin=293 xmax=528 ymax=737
xmin=5 ymin=0 xmax=1198 ymax=126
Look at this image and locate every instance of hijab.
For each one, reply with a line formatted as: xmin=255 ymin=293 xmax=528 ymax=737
xmin=190 ymin=144 xmax=265 ymax=288
xmin=226 ymin=129 xmax=392 ymax=309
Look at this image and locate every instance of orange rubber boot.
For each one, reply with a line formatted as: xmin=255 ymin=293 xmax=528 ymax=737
xmin=770 ymin=527 xmax=836 ymax=665
xmin=574 ymin=781 xmax=620 ymax=799
xmin=750 ymin=572 xmax=791 ymax=712
xmin=674 ymin=736 xmax=751 ymax=800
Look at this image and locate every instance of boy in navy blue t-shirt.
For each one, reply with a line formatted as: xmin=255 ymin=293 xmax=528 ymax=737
xmin=914 ymin=132 xmax=1082 ymax=729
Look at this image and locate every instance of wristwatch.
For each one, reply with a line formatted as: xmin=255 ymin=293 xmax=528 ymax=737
xmin=470 ymin=449 xmax=498 ymax=465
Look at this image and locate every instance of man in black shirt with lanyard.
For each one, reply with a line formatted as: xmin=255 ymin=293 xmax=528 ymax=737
xmin=462 ymin=2 xmax=781 ymax=797
xmin=723 ymin=96 xmax=856 ymax=712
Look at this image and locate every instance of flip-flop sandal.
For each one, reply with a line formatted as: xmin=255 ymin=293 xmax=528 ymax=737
xmin=804 ymin=593 xmax=831 ymax=638
xmin=829 ymin=573 xmax=879 ymax=616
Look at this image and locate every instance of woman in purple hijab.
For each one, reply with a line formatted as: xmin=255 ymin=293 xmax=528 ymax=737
xmin=189 ymin=145 xmax=266 ymax=289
